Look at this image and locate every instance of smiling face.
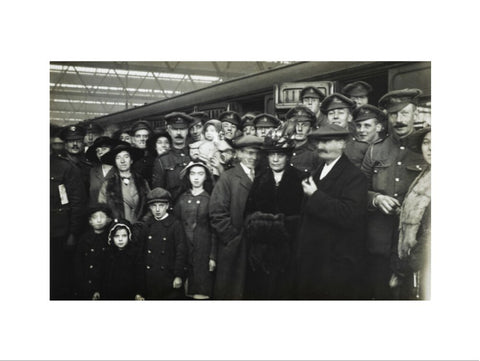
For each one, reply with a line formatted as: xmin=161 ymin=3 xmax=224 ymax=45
xmin=155 ymin=136 xmax=170 ymax=156
xmin=221 ymin=122 xmax=237 ymax=140
xmin=237 ymin=147 xmax=259 ymax=169
xmin=132 ymin=129 xmax=149 ymax=149
xmin=189 ymin=123 xmax=204 ymax=142
xmin=327 ymin=108 xmax=352 ymax=129
xmin=355 ymin=118 xmax=381 ymax=143
xmin=388 ymin=103 xmax=417 ymax=138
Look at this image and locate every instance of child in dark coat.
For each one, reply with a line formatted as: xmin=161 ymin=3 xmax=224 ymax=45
xmin=175 ymin=160 xmax=217 ymax=299
xmin=136 ymin=187 xmax=187 ymax=300
xmin=74 ymin=204 xmax=112 ymax=300
xmin=100 ymin=219 xmax=143 ymax=300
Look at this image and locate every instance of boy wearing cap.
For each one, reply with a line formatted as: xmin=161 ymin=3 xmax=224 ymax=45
xmin=152 ymin=112 xmax=192 ymax=202
xmin=136 ymin=187 xmax=187 ymax=300
xmin=209 ymin=134 xmax=263 ymax=299
xmin=360 ymin=88 xmax=428 ymax=299
xmin=295 ymin=124 xmax=367 ymax=299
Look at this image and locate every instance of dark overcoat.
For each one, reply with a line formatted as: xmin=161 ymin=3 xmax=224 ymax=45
xmin=73 ymin=229 xmax=108 ymax=299
xmin=295 ymin=154 xmax=368 ymax=299
xmin=209 ymin=164 xmax=253 ymax=299
xmin=175 ymin=190 xmax=217 ymax=297
xmin=135 ymin=214 xmax=187 ymax=300
xmin=89 ymin=165 xmax=115 ymax=205
xmin=244 ymin=165 xmax=304 ymax=299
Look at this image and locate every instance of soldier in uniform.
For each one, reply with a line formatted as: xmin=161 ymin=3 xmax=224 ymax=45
xmin=50 ymin=137 xmax=87 ymax=299
xmin=346 ymin=104 xmax=386 ymax=168
xmin=253 ymin=113 xmax=281 ymax=140
xmin=360 ymin=88 xmax=428 ymax=299
xmin=151 ymin=112 xmax=193 ymax=202
xmin=285 ymin=105 xmax=320 ymax=177
xmin=299 ymin=86 xmax=326 ymax=127
xmin=188 ymin=111 xmax=209 ymax=143
xmin=341 ymin=81 xmax=373 ymax=107
xmin=219 ymin=111 xmax=241 ymax=142
xmin=241 ymin=113 xmax=257 ymax=136
xmin=59 ymin=124 xmax=92 ymax=195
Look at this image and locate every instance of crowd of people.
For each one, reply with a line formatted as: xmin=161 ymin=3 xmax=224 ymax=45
xmin=50 ymin=81 xmax=431 ymax=300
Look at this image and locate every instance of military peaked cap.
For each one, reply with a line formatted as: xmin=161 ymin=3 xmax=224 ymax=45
xmin=320 ymin=93 xmax=356 ymax=114
xmin=378 ymin=88 xmax=423 ymax=113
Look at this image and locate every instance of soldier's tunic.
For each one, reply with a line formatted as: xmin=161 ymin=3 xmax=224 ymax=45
xmin=290 ymin=141 xmax=320 ymax=177
xmin=344 ymin=136 xmax=381 ymax=169
xmin=360 ymin=133 xmax=427 ymax=298
xmin=151 ymin=147 xmax=191 ymax=202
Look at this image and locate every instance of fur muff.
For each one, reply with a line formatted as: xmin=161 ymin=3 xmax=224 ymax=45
xmin=244 ymin=211 xmax=290 ymax=273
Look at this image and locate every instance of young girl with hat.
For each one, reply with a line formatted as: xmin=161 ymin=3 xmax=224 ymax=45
xmin=175 ymin=160 xmax=217 ymax=299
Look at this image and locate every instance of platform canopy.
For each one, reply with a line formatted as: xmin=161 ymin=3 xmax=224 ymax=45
xmin=50 ymin=61 xmax=293 ymax=127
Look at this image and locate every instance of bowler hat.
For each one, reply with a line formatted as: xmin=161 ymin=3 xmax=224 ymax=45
xmin=147 ymin=187 xmax=172 ymax=204
xmin=320 ymin=93 xmax=356 ymax=114
xmin=232 ymin=134 xmax=263 ymax=149
xmin=378 ymin=88 xmax=423 ymax=113
xmin=300 ymin=86 xmax=326 ymax=101
xmin=352 ymin=104 xmax=385 ymax=123
xmin=308 ymin=124 xmax=351 ymax=141
xmin=100 ymin=142 xmax=144 ymax=166
xmin=341 ymin=81 xmax=373 ymax=97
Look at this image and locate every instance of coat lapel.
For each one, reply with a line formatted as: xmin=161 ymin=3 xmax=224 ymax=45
xmin=316 ymin=155 xmax=348 ymax=191
xmin=234 ymin=164 xmax=252 ymax=190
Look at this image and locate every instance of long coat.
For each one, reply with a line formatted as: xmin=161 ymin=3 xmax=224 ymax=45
xmin=175 ymin=190 xmax=217 ymax=297
xmin=89 ymin=164 xmax=115 ymax=205
xmin=135 ymin=214 xmax=187 ymax=300
xmin=295 ymin=154 xmax=368 ymax=299
xmin=209 ymin=164 xmax=253 ymax=299
xmin=244 ymin=165 xmax=304 ymax=299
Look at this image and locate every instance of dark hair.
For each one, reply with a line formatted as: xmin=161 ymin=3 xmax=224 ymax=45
xmin=180 ymin=163 xmax=213 ymax=195
xmin=146 ymin=131 xmax=172 ymax=156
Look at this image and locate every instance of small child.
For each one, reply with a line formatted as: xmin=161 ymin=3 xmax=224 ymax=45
xmin=100 ymin=219 xmax=143 ymax=300
xmin=74 ymin=204 xmax=112 ymax=300
xmin=175 ymin=160 xmax=217 ymax=299
xmin=197 ymin=119 xmax=223 ymax=176
xmin=136 ymin=187 xmax=187 ymax=300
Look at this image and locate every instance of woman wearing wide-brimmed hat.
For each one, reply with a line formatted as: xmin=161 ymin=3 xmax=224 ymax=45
xmin=98 ymin=142 xmax=150 ymax=224
xmin=243 ymin=134 xmax=304 ymax=300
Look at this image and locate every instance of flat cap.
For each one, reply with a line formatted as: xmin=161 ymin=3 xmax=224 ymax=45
xmin=341 ymin=81 xmax=373 ymax=97
xmin=406 ymin=126 xmax=431 ymax=154
xmin=253 ymin=113 xmax=281 ymax=128
xmin=308 ymin=123 xmax=351 ymax=140
xmin=378 ymin=88 xmax=423 ymax=113
xmin=147 ymin=187 xmax=172 ymax=204
xmin=300 ymin=86 xmax=326 ymax=101
xmin=189 ymin=111 xmax=210 ymax=125
xmin=59 ymin=124 xmax=86 ymax=141
xmin=85 ymin=123 xmax=104 ymax=134
xmin=100 ymin=142 xmax=144 ymax=165
xmin=130 ymin=120 xmax=153 ymax=135
xmin=232 ymin=134 xmax=263 ymax=149
xmin=219 ymin=111 xmax=241 ymax=127
xmin=352 ymin=104 xmax=385 ymax=123
xmin=164 ymin=112 xmax=195 ymax=129
xmin=320 ymin=93 xmax=356 ymax=114
xmin=285 ymin=105 xmax=316 ymax=124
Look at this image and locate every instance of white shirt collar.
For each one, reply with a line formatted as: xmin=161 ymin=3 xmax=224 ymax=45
xmin=320 ymin=155 xmax=342 ymax=180
xmin=240 ymin=162 xmax=254 ymax=178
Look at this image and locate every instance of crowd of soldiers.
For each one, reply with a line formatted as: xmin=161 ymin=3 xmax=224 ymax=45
xmin=50 ymin=81 xmax=431 ymax=300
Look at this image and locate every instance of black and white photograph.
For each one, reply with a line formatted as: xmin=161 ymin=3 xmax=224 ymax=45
xmin=2 ymin=0 xmax=479 ymax=360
